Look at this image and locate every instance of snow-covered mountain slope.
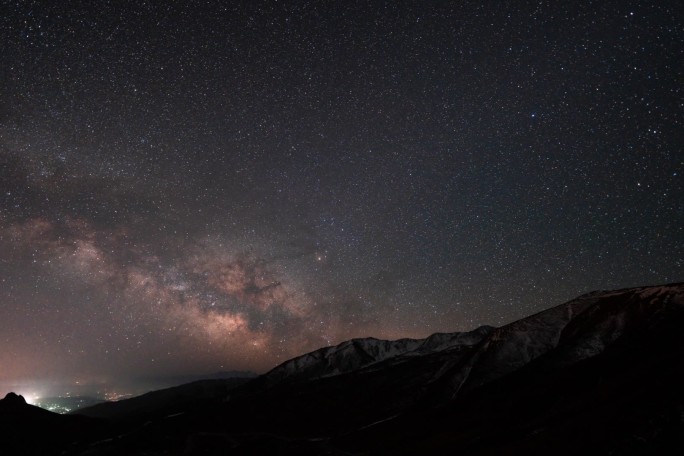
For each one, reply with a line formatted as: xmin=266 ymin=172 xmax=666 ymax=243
xmin=260 ymin=283 xmax=684 ymax=396
xmin=450 ymin=283 xmax=684 ymax=395
xmin=260 ymin=325 xmax=495 ymax=386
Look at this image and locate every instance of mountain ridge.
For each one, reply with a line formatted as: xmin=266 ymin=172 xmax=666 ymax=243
xmin=3 ymin=282 xmax=682 ymax=455
xmin=253 ymin=282 xmax=682 ymax=400
xmin=257 ymin=324 xmax=496 ymax=388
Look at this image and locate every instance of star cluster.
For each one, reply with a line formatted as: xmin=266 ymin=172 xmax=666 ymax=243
xmin=0 ymin=1 xmax=681 ymax=387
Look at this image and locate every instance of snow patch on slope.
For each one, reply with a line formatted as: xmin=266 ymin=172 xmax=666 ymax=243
xmin=262 ymin=326 xmax=494 ymax=385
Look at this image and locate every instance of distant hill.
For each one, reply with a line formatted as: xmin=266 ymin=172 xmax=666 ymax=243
xmin=3 ymin=283 xmax=683 ymax=455
xmin=72 ymin=378 xmax=251 ymax=421
xmin=135 ymin=370 xmax=257 ymax=389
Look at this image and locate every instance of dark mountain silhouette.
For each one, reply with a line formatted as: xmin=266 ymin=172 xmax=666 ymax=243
xmin=73 ymin=377 xmax=251 ymax=422
xmin=3 ymin=283 xmax=683 ymax=455
xmin=0 ymin=392 xmax=105 ymax=455
xmin=135 ymin=370 xmax=258 ymax=390
xmin=1 ymin=392 xmax=26 ymax=407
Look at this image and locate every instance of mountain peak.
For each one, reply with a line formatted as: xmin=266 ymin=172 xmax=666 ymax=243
xmin=1 ymin=392 xmax=26 ymax=406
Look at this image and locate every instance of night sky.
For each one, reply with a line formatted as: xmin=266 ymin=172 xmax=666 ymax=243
xmin=1 ymin=1 xmax=682 ymax=391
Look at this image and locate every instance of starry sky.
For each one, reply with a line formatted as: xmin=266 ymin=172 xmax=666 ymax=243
xmin=0 ymin=0 xmax=682 ymax=390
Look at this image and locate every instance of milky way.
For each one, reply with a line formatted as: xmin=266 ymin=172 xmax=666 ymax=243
xmin=0 ymin=1 xmax=682 ymax=388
